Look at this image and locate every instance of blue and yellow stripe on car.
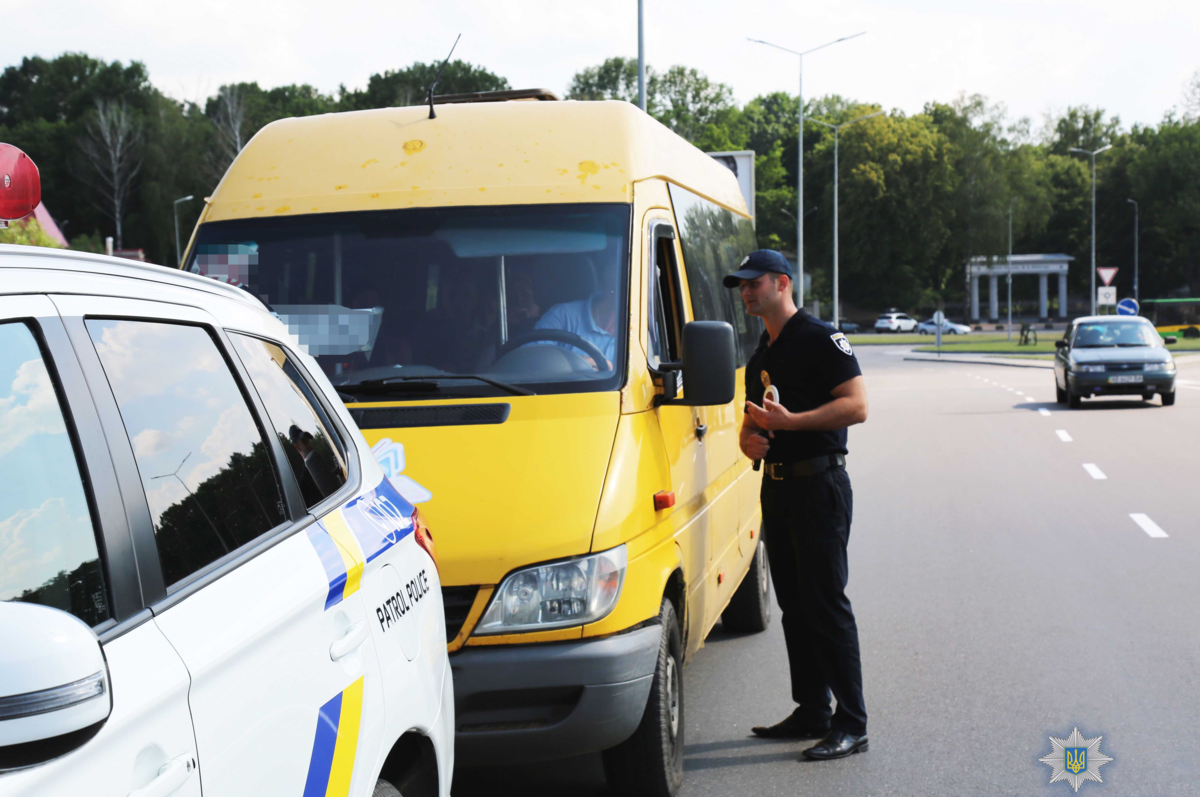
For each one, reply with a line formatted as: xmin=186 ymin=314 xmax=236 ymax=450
xmin=303 ymin=676 xmax=365 ymax=797
xmin=306 ymin=515 xmax=364 ymax=610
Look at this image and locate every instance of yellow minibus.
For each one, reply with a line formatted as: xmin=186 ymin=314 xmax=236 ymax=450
xmin=183 ymin=92 xmax=769 ymax=795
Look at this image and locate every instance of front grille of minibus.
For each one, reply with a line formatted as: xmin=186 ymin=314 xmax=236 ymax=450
xmin=443 ymin=586 xmax=480 ymax=642
xmin=350 ymin=403 xmax=511 ymax=429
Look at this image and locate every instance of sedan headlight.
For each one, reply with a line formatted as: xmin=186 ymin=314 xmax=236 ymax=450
xmin=1074 ymin=364 xmax=1105 ymax=373
xmin=475 ymin=546 xmax=627 ymax=634
xmin=1144 ymin=362 xmax=1175 ymax=372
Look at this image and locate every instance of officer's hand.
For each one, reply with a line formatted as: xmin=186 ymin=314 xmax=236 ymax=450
xmin=746 ymin=396 xmax=793 ymax=431
xmin=742 ymin=431 xmax=771 ymax=459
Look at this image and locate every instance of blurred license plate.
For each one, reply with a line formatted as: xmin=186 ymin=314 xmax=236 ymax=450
xmin=1109 ymin=374 xmax=1143 ymax=384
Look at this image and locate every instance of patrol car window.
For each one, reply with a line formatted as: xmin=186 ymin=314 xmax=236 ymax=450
xmin=85 ymin=320 xmax=287 ymax=586
xmin=667 ymin=183 xmax=761 ymax=366
xmin=229 ymin=334 xmax=348 ymax=507
xmin=0 ymin=322 xmax=109 ymax=627
xmin=186 ymin=204 xmax=631 ymax=400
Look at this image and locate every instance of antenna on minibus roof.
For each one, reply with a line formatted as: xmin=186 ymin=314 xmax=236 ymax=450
xmin=427 ymin=34 xmax=462 ymax=120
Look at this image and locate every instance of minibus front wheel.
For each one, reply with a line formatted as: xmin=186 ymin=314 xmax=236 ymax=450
xmin=601 ymin=598 xmax=684 ymax=796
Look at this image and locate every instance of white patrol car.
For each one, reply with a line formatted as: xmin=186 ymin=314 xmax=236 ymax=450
xmin=0 ymin=245 xmax=452 ymax=797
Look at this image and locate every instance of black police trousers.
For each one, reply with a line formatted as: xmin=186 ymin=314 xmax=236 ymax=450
xmin=761 ymin=465 xmax=867 ymax=736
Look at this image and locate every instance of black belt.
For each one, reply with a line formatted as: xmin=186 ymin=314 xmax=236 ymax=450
xmin=763 ymin=454 xmax=845 ymax=480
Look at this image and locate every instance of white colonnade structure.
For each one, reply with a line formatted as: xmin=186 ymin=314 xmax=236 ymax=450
xmin=967 ymin=254 xmax=1074 ymax=322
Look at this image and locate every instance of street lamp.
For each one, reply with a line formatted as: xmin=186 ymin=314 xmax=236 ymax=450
xmin=1068 ymin=145 xmax=1112 ymax=315
xmin=1126 ymin=198 xmax=1139 ymax=303
xmin=637 ymin=0 xmax=646 ymax=111
xmin=173 ymin=195 xmax=194 ymax=267
xmin=806 ymin=110 xmax=883 ymax=330
xmin=746 ymin=31 xmax=865 ymax=309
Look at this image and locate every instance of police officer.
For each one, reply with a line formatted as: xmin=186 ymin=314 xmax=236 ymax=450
xmin=722 ymin=250 xmax=870 ymax=761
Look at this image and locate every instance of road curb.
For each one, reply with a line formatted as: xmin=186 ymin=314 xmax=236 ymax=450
xmin=903 ymin=357 xmax=1053 ymax=370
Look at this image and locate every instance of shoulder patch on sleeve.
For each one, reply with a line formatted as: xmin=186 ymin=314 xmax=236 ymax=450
xmin=830 ymin=332 xmax=854 ymax=356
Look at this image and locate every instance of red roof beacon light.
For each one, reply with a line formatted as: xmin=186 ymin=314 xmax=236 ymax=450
xmin=0 ymin=144 xmax=41 ymax=228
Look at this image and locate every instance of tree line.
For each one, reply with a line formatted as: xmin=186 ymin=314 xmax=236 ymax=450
xmin=2 ymin=52 xmax=1198 ymax=315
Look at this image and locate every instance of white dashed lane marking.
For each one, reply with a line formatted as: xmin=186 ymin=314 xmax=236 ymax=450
xmin=1083 ymin=464 xmax=1107 ymax=480
xmin=1038 ymin=408 xmax=1051 ymax=416
xmin=1130 ymin=513 xmax=1168 ymax=538
xmin=1056 ymin=430 xmax=1073 ymax=442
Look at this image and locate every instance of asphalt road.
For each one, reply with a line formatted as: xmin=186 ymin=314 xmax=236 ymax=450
xmin=455 ymin=347 xmax=1200 ymax=796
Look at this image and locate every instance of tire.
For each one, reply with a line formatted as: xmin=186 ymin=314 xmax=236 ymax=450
xmin=1162 ymin=391 xmax=1176 ymax=406
xmin=373 ymin=780 xmax=402 ymax=797
xmin=1056 ymin=383 xmax=1068 ymax=404
xmin=1068 ymin=389 xmax=1081 ymax=409
xmin=721 ymin=539 xmax=771 ymax=633
xmin=603 ymin=599 xmax=684 ymax=797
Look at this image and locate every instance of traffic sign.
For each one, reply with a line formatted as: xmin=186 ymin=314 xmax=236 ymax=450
xmin=1098 ymin=287 xmax=1117 ymax=306
xmin=932 ymin=310 xmax=945 ymax=323
xmin=1117 ymin=297 xmax=1139 ymax=316
xmin=1098 ymin=267 xmax=1118 ymax=286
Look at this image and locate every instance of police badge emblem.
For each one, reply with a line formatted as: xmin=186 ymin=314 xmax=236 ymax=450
xmin=831 ymin=332 xmax=854 ymax=356
xmin=1039 ymin=727 xmax=1113 ymax=792
xmin=760 ymin=370 xmax=779 ymax=403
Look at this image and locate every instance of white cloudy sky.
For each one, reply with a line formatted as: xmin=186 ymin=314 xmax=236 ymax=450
xmin=5 ymin=0 xmax=1198 ymax=128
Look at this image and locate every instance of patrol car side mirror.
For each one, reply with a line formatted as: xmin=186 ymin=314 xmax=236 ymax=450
xmin=0 ymin=603 xmax=111 ymax=768
xmin=1163 ymin=336 xmax=1177 ymax=345
xmin=660 ymin=321 xmax=735 ymax=407
xmin=1055 ymin=340 xmax=1068 ymax=349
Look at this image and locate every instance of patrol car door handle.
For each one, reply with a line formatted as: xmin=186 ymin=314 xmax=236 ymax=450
xmin=330 ymin=621 xmax=369 ymax=661
xmin=127 ymin=754 xmax=194 ymax=797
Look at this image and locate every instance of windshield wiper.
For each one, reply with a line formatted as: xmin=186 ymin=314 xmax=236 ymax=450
xmin=352 ymin=374 xmax=535 ymax=397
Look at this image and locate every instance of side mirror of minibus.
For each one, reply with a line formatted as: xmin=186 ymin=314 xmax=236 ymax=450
xmin=658 ymin=321 xmax=736 ymax=407
xmin=0 ymin=603 xmax=111 ymax=769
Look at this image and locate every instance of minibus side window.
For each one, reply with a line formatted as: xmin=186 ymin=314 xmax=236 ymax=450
xmin=667 ymin=184 xmax=761 ymax=366
xmin=648 ymin=225 xmax=682 ymax=367
xmin=0 ymin=321 xmax=110 ymax=627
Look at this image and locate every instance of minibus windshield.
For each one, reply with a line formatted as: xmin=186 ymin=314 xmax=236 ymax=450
xmin=188 ymin=204 xmax=631 ymax=400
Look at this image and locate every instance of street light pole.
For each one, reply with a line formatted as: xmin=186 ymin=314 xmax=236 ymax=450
xmin=747 ymin=32 xmax=865 ymax=309
xmin=807 ymin=110 xmax=883 ymax=330
xmin=637 ymin=0 xmax=646 ymax=111
xmin=173 ymin=195 xmax=194 ymax=267
xmin=1126 ymin=198 xmax=1139 ymax=303
xmin=1069 ymin=145 xmax=1111 ymax=315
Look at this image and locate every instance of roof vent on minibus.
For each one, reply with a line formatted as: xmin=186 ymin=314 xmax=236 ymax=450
xmin=431 ymin=89 xmax=561 ymax=105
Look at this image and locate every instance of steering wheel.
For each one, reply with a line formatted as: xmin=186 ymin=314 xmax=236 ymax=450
xmin=496 ymin=329 xmax=611 ymax=372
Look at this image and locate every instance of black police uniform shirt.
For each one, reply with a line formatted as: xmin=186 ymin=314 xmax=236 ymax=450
xmin=745 ymin=309 xmax=862 ymax=463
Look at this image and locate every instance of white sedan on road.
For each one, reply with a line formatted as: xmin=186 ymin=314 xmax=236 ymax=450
xmin=917 ymin=318 xmax=972 ymax=335
xmin=875 ymin=312 xmax=919 ymax=333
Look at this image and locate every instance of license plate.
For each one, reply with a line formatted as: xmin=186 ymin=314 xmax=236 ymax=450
xmin=1108 ymin=374 xmax=1143 ymax=384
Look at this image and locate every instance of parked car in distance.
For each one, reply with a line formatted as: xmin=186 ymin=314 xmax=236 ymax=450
xmin=874 ymin=312 xmax=918 ymax=333
xmin=838 ymin=320 xmax=861 ymax=334
xmin=1053 ymin=316 xmax=1177 ymax=408
xmin=917 ymin=318 xmax=972 ymax=335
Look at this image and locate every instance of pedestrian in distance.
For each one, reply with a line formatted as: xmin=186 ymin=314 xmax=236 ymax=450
xmin=723 ymin=250 xmax=871 ymax=761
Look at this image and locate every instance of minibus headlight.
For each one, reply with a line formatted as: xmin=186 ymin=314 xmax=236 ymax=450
xmin=475 ymin=546 xmax=627 ymax=634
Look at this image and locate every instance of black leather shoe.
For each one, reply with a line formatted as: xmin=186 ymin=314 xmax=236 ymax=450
xmin=751 ymin=709 xmax=831 ymax=740
xmin=802 ymin=730 xmax=869 ymax=760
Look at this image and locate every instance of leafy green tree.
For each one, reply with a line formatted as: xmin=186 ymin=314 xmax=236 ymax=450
xmin=0 ymin=218 xmax=64 ymax=248
xmin=566 ymin=57 xmax=645 ymax=104
xmin=337 ymin=60 xmax=509 ymax=111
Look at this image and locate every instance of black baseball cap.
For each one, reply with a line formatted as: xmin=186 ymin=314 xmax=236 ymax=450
xmin=723 ymin=249 xmax=793 ymax=288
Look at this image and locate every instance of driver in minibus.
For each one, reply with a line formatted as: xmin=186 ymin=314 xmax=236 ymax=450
xmin=533 ymin=259 xmax=617 ymax=370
